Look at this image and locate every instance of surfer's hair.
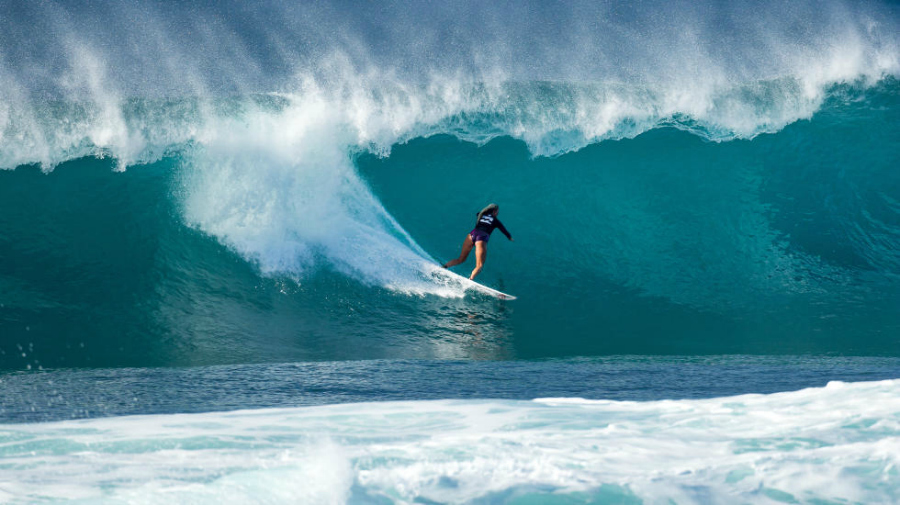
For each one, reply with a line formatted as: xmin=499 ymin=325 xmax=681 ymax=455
xmin=477 ymin=203 xmax=499 ymax=220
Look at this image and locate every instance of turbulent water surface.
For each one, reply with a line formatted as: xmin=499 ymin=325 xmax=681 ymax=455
xmin=1 ymin=0 xmax=899 ymax=503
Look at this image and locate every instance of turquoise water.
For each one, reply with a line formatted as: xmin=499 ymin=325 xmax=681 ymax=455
xmin=2 ymin=0 xmax=900 ymax=502
xmin=2 ymin=82 xmax=899 ymax=368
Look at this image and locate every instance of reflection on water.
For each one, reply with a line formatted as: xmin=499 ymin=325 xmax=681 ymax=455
xmin=148 ymin=265 xmax=517 ymax=366
xmin=417 ymin=290 xmax=515 ymax=360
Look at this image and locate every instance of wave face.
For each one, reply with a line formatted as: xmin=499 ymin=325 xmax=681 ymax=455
xmin=3 ymin=379 xmax=900 ymax=503
xmin=1 ymin=0 xmax=900 ymax=368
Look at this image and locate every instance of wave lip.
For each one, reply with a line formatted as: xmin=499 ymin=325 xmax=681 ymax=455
xmin=2 ymin=0 xmax=898 ymax=170
xmin=5 ymin=77 xmax=899 ymax=171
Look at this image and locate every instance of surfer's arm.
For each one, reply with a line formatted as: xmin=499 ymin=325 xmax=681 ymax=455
xmin=495 ymin=219 xmax=513 ymax=241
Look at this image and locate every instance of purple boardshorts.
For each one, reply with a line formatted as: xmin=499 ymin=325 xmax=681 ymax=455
xmin=469 ymin=229 xmax=490 ymax=243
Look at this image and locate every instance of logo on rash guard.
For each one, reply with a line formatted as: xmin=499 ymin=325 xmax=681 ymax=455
xmin=479 ymin=215 xmax=494 ymax=225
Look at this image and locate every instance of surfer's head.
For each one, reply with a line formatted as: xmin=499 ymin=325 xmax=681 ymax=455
xmin=478 ymin=203 xmax=499 ymax=220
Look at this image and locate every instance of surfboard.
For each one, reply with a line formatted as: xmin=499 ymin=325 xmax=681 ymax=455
xmin=430 ymin=267 xmax=517 ymax=300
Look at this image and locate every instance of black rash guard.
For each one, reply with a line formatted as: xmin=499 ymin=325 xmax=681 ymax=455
xmin=474 ymin=213 xmax=512 ymax=240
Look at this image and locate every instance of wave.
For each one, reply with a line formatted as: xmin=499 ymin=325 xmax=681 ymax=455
xmin=1 ymin=0 xmax=899 ymax=367
xmin=1 ymin=81 xmax=898 ymax=368
xmin=1 ymin=78 xmax=896 ymax=283
xmin=2 ymin=1 xmax=897 ymax=292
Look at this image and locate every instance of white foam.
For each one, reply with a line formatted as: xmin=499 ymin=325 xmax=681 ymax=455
xmin=1 ymin=1 xmax=897 ymax=167
xmin=176 ymin=88 xmax=457 ymax=293
xmin=1 ymin=379 xmax=898 ymax=504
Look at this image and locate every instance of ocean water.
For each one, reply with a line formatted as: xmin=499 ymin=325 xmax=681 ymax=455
xmin=1 ymin=0 xmax=900 ymax=502
xmin=1 ymin=377 xmax=899 ymax=504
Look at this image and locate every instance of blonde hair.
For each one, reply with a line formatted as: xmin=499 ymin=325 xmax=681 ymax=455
xmin=477 ymin=203 xmax=499 ymax=220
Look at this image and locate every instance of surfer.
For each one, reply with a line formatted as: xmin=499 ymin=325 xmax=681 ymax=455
xmin=442 ymin=203 xmax=513 ymax=280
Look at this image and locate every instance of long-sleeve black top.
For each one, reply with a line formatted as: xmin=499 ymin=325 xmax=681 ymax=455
xmin=474 ymin=213 xmax=512 ymax=240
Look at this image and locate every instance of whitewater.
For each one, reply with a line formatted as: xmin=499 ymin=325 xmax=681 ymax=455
xmin=2 ymin=378 xmax=899 ymax=504
xmin=2 ymin=0 xmax=900 ymax=503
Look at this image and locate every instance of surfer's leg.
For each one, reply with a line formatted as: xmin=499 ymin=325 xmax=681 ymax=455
xmin=443 ymin=235 xmax=475 ymax=268
xmin=469 ymin=241 xmax=487 ymax=280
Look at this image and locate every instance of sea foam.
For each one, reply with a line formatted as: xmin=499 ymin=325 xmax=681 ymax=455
xmin=1 ymin=379 xmax=898 ymax=504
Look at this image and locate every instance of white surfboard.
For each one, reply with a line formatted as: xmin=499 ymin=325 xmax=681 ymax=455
xmin=430 ymin=267 xmax=517 ymax=300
